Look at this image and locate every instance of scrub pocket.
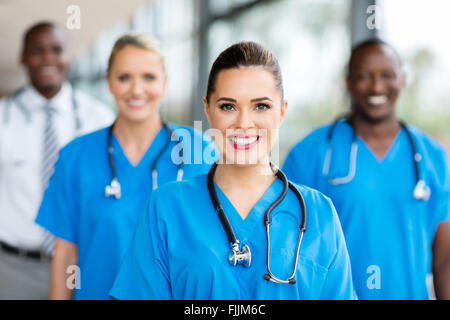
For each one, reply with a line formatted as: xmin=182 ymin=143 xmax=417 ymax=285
xmin=262 ymin=210 xmax=328 ymax=299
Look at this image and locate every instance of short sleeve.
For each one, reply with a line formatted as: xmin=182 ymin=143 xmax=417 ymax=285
xmin=35 ymin=146 xmax=79 ymax=244
xmin=436 ymin=150 xmax=450 ymax=224
xmin=109 ymin=194 xmax=172 ymax=300
xmin=282 ymin=133 xmax=323 ymax=189
xmin=320 ymin=200 xmax=358 ymax=300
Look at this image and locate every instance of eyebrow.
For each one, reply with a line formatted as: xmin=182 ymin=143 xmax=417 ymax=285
xmin=251 ymin=97 xmax=272 ymax=102
xmin=216 ymin=97 xmax=236 ymax=103
xmin=215 ymin=96 xmax=272 ymax=103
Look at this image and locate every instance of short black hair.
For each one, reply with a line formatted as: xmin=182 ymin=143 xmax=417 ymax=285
xmin=22 ymin=21 xmax=64 ymax=53
xmin=348 ymin=38 xmax=402 ymax=76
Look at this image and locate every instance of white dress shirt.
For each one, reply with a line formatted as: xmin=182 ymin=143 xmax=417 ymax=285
xmin=0 ymin=82 xmax=115 ymax=250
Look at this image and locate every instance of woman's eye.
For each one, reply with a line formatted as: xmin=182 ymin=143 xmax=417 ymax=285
xmin=144 ymin=74 xmax=156 ymax=81
xmin=219 ymin=104 xmax=235 ymax=112
xmin=382 ymin=72 xmax=396 ymax=80
xmin=118 ymin=74 xmax=130 ymax=82
xmin=255 ymin=103 xmax=271 ymax=111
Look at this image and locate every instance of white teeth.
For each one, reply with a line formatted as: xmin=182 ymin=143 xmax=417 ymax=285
xmin=232 ymin=136 xmax=258 ymax=145
xmin=367 ymin=95 xmax=388 ymax=105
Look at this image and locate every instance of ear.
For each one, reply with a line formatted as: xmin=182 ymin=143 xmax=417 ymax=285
xmin=345 ymin=74 xmax=352 ymax=92
xmin=280 ymin=100 xmax=288 ymax=123
xmin=20 ymin=49 xmax=27 ymax=66
xmin=105 ymin=73 xmax=114 ymax=94
xmin=202 ymin=96 xmax=212 ymax=124
xmin=399 ymin=70 xmax=406 ymax=89
xmin=162 ymin=74 xmax=168 ymax=95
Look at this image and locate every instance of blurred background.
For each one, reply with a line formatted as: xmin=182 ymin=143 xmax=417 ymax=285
xmin=1 ymin=0 xmax=449 ymax=163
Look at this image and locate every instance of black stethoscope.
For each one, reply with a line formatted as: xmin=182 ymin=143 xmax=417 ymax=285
xmin=105 ymin=122 xmax=184 ymax=199
xmin=3 ymin=86 xmax=82 ymax=134
xmin=322 ymin=116 xmax=430 ymax=201
xmin=207 ymin=162 xmax=307 ymax=284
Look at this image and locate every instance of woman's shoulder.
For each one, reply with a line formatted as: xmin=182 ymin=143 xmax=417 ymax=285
xmin=287 ymin=181 xmax=340 ymax=236
xmin=167 ymin=122 xmax=212 ymax=142
xmin=287 ymin=181 xmax=344 ymax=268
xmin=146 ymin=174 xmax=209 ymax=225
xmin=167 ymin=122 xmax=199 ymax=134
xmin=151 ymin=174 xmax=208 ymax=203
xmin=289 ymin=181 xmax=334 ymax=209
xmin=59 ymin=126 xmax=110 ymax=160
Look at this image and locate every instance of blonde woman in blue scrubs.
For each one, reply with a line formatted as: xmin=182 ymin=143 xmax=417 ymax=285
xmin=35 ymin=33 xmax=213 ymax=299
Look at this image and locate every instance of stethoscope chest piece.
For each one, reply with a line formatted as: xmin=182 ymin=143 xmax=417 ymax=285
xmin=228 ymin=242 xmax=251 ymax=267
xmin=413 ymin=179 xmax=430 ymax=201
xmin=105 ymin=177 xmax=121 ymax=199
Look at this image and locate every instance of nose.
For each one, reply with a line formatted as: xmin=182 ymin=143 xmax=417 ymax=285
xmin=370 ymin=75 xmax=386 ymax=94
xmin=235 ymin=108 xmax=254 ymax=131
xmin=131 ymin=79 xmax=145 ymax=95
xmin=41 ymin=49 xmax=57 ymax=65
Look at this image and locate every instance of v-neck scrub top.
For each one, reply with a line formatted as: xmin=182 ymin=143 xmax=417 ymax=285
xmin=35 ymin=123 xmax=215 ymax=300
xmin=282 ymin=121 xmax=450 ymax=299
xmin=109 ymin=174 xmax=357 ymax=300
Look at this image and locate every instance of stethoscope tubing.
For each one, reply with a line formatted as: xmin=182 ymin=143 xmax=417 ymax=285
xmin=207 ymin=162 xmax=307 ymax=284
xmin=264 ymin=167 xmax=306 ymax=284
xmin=324 ymin=116 xmax=426 ymax=197
xmin=106 ymin=122 xmax=183 ymax=198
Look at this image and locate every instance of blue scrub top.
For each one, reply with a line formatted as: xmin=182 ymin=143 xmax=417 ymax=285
xmin=109 ymin=173 xmax=357 ymax=300
xmin=282 ymin=121 xmax=450 ymax=300
xmin=35 ymin=123 xmax=216 ymax=300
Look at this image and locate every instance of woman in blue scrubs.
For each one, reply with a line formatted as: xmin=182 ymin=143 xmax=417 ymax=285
xmin=110 ymin=41 xmax=356 ymax=300
xmin=35 ymin=33 xmax=213 ymax=299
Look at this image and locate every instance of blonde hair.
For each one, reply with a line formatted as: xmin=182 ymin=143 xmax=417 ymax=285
xmin=107 ymin=33 xmax=165 ymax=74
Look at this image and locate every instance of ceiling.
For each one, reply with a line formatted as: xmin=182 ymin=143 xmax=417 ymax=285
xmin=0 ymin=0 xmax=151 ymax=96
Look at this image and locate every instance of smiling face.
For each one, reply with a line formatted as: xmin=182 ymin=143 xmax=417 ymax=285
xmin=107 ymin=45 xmax=166 ymax=124
xmin=346 ymin=43 xmax=405 ymax=124
xmin=204 ymin=67 xmax=287 ymax=166
xmin=21 ymin=25 xmax=70 ymax=98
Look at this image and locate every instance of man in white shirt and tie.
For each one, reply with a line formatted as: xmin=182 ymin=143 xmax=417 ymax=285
xmin=0 ymin=21 xmax=114 ymax=299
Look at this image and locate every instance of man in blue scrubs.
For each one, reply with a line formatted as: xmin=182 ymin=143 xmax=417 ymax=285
xmin=283 ymin=39 xmax=450 ymax=299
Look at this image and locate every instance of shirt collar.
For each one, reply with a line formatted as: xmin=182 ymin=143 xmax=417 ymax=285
xmin=21 ymin=82 xmax=73 ymax=115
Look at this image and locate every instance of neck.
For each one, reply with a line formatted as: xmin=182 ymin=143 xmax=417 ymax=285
xmin=33 ymin=83 xmax=63 ymax=100
xmin=113 ymin=114 xmax=163 ymax=155
xmin=349 ymin=113 xmax=400 ymax=141
xmin=214 ymin=160 xmax=275 ymax=192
